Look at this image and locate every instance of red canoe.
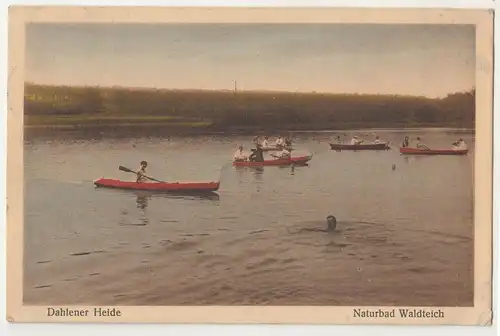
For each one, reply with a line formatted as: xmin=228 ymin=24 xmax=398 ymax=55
xmin=233 ymin=155 xmax=312 ymax=167
xmin=399 ymin=147 xmax=469 ymax=155
xmin=94 ymin=178 xmax=220 ymax=192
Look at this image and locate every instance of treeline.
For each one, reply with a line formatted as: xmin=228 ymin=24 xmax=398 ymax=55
xmin=24 ymin=83 xmax=475 ymax=130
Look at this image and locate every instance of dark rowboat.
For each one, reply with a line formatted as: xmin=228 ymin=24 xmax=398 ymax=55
xmin=233 ymin=155 xmax=312 ymax=167
xmin=399 ymin=147 xmax=468 ymax=156
xmin=329 ymin=142 xmax=390 ymax=151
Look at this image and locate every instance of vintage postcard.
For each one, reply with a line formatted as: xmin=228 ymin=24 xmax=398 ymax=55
xmin=7 ymin=6 xmax=493 ymax=325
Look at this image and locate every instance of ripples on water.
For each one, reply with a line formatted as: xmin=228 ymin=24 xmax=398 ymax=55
xmin=24 ymin=129 xmax=474 ymax=306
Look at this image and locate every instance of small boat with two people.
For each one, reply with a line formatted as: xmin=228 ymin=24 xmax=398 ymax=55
xmin=254 ymin=135 xmax=293 ymax=152
xmin=399 ymin=137 xmax=469 ymax=156
xmin=329 ymin=135 xmax=390 ymax=151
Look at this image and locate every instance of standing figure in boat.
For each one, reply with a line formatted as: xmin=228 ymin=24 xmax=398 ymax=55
xmin=249 ymin=144 xmax=265 ymax=162
xmin=401 ymin=136 xmax=410 ymax=148
xmin=136 ymin=161 xmax=149 ymax=183
xmin=233 ymin=145 xmax=248 ymax=162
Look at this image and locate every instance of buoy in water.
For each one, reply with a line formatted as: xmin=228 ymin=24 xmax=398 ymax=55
xmin=327 ymin=215 xmax=337 ymax=231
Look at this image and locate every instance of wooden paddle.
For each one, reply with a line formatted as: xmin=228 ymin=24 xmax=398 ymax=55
xmin=118 ymin=166 xmax=164 ymax=183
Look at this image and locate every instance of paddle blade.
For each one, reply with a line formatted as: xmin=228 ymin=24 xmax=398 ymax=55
xmin=119 ymin=166 xmax=135 ymax=174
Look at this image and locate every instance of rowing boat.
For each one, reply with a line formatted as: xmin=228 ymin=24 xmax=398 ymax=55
xmin=399 ymin=147 xmax=469 ymax=155
xmin=94 ymin=178 xmax=220 ymax=192
xmin=233 ymin=155 xmax=312 ymax=167
xmin=261 ymin=146 xmax=293 ymax=152
xmin=329 ymin=143 xmax=390 ymax=151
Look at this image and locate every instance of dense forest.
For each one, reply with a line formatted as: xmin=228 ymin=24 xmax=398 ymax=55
xmin=24 ymin=83 xmax=475 ymax=133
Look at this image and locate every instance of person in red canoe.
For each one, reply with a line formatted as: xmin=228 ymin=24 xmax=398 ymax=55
xmin=271 ymin=147 xmax=291 ymax=160
xmin=401 ymin=136 xmax=410 ymax=148
xmin=452 ymin=138 xmax=468 ymax=150
xmin=415 ymin=137 xmax=429 ymax=150
xmin=249 ymin=144 xmax=265 ymax=162
xmin=136 ymin=161 xmax=149 ymax=183
xmin=233 ymin=145 xmax=248 ymax=162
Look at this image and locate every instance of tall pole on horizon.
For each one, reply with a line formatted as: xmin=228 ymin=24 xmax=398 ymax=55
xmin=234 ymin=80 xmax=237 ymax=93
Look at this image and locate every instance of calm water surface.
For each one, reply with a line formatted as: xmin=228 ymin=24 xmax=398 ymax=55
xmin=24 ymin=129 xmax=474 ymax=306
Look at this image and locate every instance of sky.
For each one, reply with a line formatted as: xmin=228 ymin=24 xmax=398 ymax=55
xmin=25 ymin=23 xmax=475 ymax=98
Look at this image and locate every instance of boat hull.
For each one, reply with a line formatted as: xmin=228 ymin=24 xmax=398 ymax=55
xmin=261 ymin=146 xmax=293 ymax=152
xmin=329 ymin=143 xmax=390 ymax=150
xmin=399 ymin=148 xmax=469 ymax=155
xmin=94 ymin=178 xmax=220 ymax=192
xmin=233 ymin=155 xmax=312 ymax=167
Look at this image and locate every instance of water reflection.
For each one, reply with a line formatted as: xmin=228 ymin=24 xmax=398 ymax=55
xmin=252 ymin=167 xmax=264 ymax=181
xmin=136 ymin=194 xmax=150 ymax=209
xmin=114 ymin=189 xmax=220 ymax=226
xmin=95 ymin=187 xmax=220 ymax=202
xmin=136 ymin=194 xmax=150 ymax=226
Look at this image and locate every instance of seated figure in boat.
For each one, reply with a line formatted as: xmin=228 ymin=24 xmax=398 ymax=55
xmin=350 ymin=136 xmax=364 ymax=145
xmin=284 ymin=137 xmax=292 ymax=148
xmin=136 ymin=161 xmax=149 ymax=183
xmin=335 ymin=136 xmax=342 ymax=144
xmin=373 ymin=136 xmax=384 ymax=144
xmin=275 ymin=136 xmax=285 ymax=148
xmin=261 ymin=136 xmax=270 ymax=148
xmin=249 ymin=144 xmax=265 ymax=162
xmin=452 ymin=138 xmax=467 ymax=150
xmin=415 ymin=137 xmax=429 ymax=150
xmin=401 ymin=136 xmax=410 ymax=148
xmin=233 ymin=145 xmax=248 ymax=162
xmin=271 ymin=148 xmax=291 ymax=160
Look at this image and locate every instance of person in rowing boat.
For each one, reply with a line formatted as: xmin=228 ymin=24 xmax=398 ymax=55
xmin=271 ymin=147 xmax=291 ymax=160
xmin=452 ymin=138 xmax=467 ymax=150
xmin=136 ymin=161 xmax=149 ymax=183
xmin=415 ymin=137 xmax=429 ymax=150
xmin=401 ymin=136 xmax=410 ymax=148
xmin=336 ymin=136 xmax=342 ymax=144
xmin=373 ymin=136 xmax=384 ymax=144
xmin=233 ymin=145 xmax=248 ymax=162
xmin=350 ymin=136 xmax=363 ymax=145
xmin=276 ymin=136 xmax=286 ymax=148
xmin=249 ymin=143 xmax=265 ymax=162
xmin=261 ymin=136 xmax=270 ymax=148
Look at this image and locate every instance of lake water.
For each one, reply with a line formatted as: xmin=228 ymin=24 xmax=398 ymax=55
xmin=24 ymin=129 xmax=474 ymax=306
